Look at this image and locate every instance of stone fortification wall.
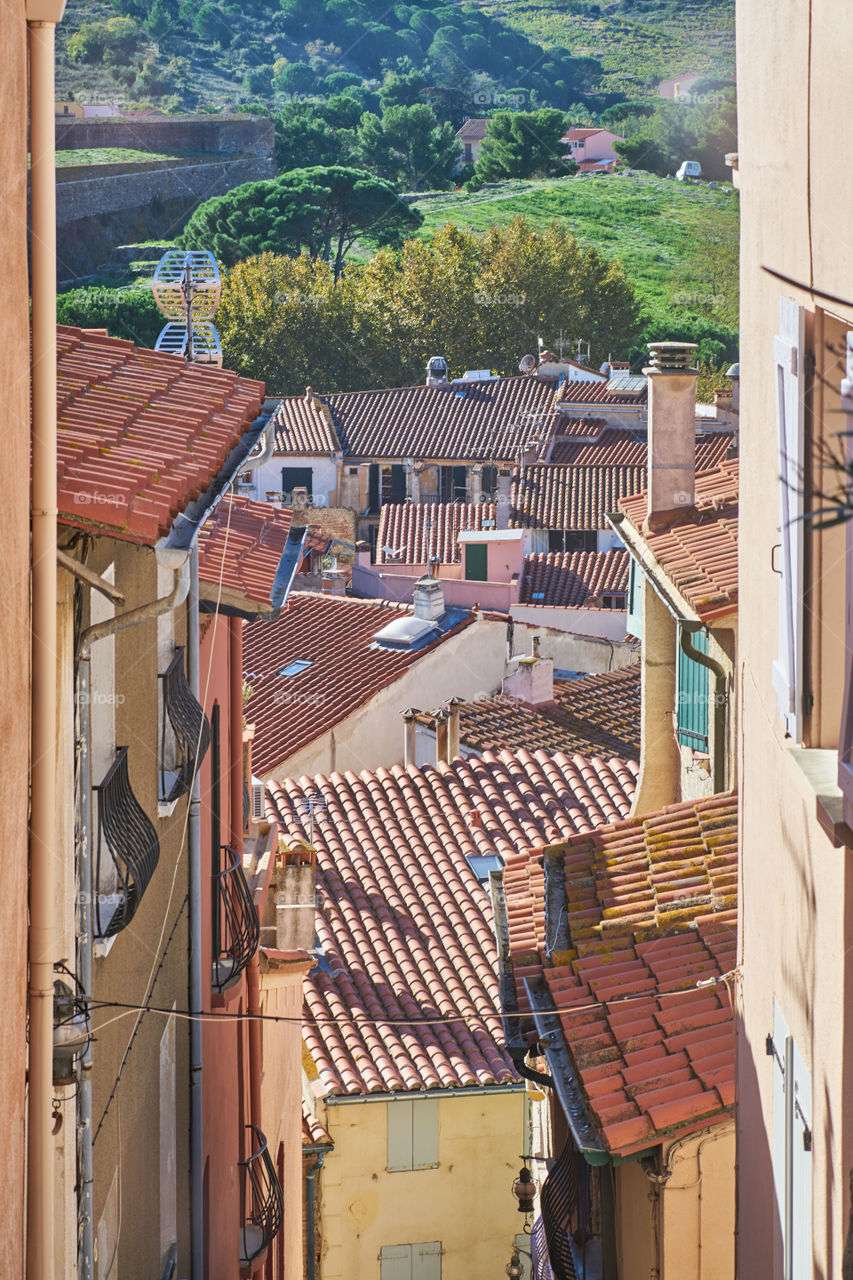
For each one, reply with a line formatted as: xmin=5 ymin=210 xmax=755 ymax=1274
xmin=55 ymin=114 xmax=274 ymax=158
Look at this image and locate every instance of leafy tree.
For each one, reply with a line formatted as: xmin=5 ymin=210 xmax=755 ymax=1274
xmin=356 ymin=104 xmax=460 ymax=190
xmin=274 ymin=106 xmax=356 ymax=171
xmin=475 ymin=109 xmax=575 ymax=180
xmin=217 ymin=217 xmax=642 ymax=393
xmin=379 ymin=69 xmax=429 ymax=111
xmin=244 ymin=64 xmax=275 ymax=96
xmin=273 ymin=60 xmax=318 ymax=96
xmin=181 ymin=167 xmax=422 ymax=277
xmin=193 ymin=3 xmax=232 ymax=46
xmin=68 ymin=16 xmax=139 ymax=64
xmin=57 ymin=287 xmax=162 ymax=348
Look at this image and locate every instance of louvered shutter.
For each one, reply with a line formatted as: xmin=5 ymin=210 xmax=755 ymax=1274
xmin=838 ymin=333 xmax=853 ymax=811
xmin=411 ymin=1098 xmax=439 ymax=1169
xmin=772 ymin=1000 xmax=790 ymax=1273
xmin=380 ymin=1245 xmax=412 ymax=1280
xmin=387 ymin=1100 xmax=414 ymax=1171
xmin=789 ymin=1040 xmax=812 ymax=1280
xmin=771 ymin=297 xmax=806 ymax=740
xmin=411 ymin=1242 xmax=442 ymax=1280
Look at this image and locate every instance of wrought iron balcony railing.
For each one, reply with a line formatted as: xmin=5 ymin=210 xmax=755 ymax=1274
xmin=239 ymin=1125 xmax=283 ymax=1268
xmin=94 ymin=747 xmax=160 ymax=938
xmin=212 ymin=845 xmax=260 ymax=993
xmin=159 ymin=646 xmax=211 ymax=804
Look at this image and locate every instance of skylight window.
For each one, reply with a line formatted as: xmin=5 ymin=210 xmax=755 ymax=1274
xmin=278 ymin=658 xmax=313 ymax=677
xmin=466 ymin=853 xmax=504 ymax=884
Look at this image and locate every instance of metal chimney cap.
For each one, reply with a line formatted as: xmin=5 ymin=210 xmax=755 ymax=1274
xmin=645 ymin=341 xmax=698 ymax=373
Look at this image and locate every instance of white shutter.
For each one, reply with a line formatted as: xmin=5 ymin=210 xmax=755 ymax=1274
xmin=772 ymin=1000 xmax=791 ymax=1274
xmin=789 ymin=1040 xmax=812 ymax=1280
xmin=771 ymin=297 xmax=806 ymax=741
xmin=411 ymin=1098 xmax=439 ymax=1170
xmin=838 ymin=333 xmax=853 ymax=807
xmin=387 ymin=1100 xmax=414 ymax=1171
xmin=380 ymin=1245 xmax=413 ymax=1280
xmin=412 ymin=1242 xmax=442 ymax=1280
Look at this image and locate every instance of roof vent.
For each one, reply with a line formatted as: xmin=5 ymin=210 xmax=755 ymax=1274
xmin=426 ymin=356 xmax=449 ymax=387
xmin=645 ymin=342 xmax=698 ymax=373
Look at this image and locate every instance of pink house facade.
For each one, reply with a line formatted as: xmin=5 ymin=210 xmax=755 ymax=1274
xmin=562 ymin=127 xmax=625 ymax=170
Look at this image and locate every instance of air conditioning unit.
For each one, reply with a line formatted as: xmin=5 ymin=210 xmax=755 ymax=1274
xmin=250 ymin=776 xmax=266 ymax=823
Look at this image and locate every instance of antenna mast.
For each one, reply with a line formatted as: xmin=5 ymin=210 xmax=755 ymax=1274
xmin=152 ymin=249 xmax=223 ymax=366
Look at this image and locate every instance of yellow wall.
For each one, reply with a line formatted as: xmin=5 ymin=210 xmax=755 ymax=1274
xmin=318 ymin=1089 xmax=526 ymax=1280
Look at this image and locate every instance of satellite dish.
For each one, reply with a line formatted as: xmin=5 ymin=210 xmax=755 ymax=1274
xmin=519 ymin=354 xmax=536 ymax=373
xmin=152 ymin=249 xmax=222 ymax=367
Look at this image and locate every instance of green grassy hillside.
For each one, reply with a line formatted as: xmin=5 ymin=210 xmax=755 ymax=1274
xmin=413 ymin=172 xmax=738 ymax=327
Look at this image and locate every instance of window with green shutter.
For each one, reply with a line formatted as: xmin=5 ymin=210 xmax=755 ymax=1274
xmin=677 ymin=630 xmax=710 ymax=750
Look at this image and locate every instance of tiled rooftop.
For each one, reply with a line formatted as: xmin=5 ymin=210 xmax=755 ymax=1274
xmin=459 ymin=666 xmax=641 ymax=761
xmin=456 ymin=118 xmax=489 ymax=140
xmin=511 ymin=464 xmax=646 ymax=530
xmin=270 ymin=392 xmax=341 ymax=456
xmin=503 ymin=793 xmax=738 ymax=1155
xmin=57 ymin=326 xmax=265 ymax=545
xmin=618 ymin=459 xmax=739 ymax=621
xmin=266 ymin=746 xmax=637 ymax=1096
xmin=377 ymin=501 xmax=496 ymax=566
xmin=243 ymin=592 xmax=474 ymax=775
xmin=196 ymin=493 xmax=294 ymax=612
xmin=302 ymin=1104 xmax=333 ymax=1148
xmin=550 ymin=428 xmax=733 ymax=468
xmin=554 ymin=379 xmax=647 ymax=407
xmin=519 ymin=549 xmax=629 ymax=608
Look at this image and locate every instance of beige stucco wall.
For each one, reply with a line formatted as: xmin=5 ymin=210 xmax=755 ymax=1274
xmin=736 ymin=1 xmax=853 ymax=1273
xmin=260 ymin=959 xmax=314 ymax=1280
xmin=659 ymin=1125 xmax=735 ymax=1279
xmin=318 ymin=1089 xmax=526 ymax=1280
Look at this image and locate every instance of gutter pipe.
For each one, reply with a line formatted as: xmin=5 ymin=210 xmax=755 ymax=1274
xmin=27 ymin=7 xmax=64 ymax=1275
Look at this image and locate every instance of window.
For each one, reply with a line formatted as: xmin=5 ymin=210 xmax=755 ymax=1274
xmin=463 ymin=143 xmax=472 ymax=163
xmin=626 ymin=560 xmax=642 ymax=638
xmin=386 ymin=1098 xmax=438 ymax=1171
xmin=281 ymin=466 xmax=313 ymax=503
xmin=770 ymin=1001 xmax=812 ymax=1280
xmin=601 ymin=593 xmax=626 ymax=610
xmin=277 ymin=659 xmax=312 ymax=677
xmin=379 ymin=1243 xmax=441 ymax=1280
xmin=677 ymin=630 xmax=709 ymax=751
xmin=772 ymin=297 xmax=806 ymax=741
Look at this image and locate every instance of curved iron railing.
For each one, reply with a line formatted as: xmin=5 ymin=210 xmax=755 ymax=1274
xmin=94 ymin=747 xmax=160 ymax=938
xmin=239 ymin=1125 xmax=283 ymax=1267
xmin=540 ymin=1141 xmax=581 ymax=1280
xmin=159 ymin=646 xmax=211 ymax=804
xmin=212 ymin=846 xmax=260 ymax=993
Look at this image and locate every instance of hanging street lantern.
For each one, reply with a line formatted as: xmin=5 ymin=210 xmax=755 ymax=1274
xmin=512 ymin=1165 xmax=537 ymax=1214
xmin=505 ymin=1247 xmax=523 ymax=1278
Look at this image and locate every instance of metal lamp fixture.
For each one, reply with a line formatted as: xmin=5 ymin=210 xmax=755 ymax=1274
xmin=52 ymin=978 xmax=90 ymax=1085
xmin=512 ymin=1166 xmax=537 ymax=1214
xmin=505 ymin=1247 xmax=523 ymax=1278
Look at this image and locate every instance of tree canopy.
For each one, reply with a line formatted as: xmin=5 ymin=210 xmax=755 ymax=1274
xmin=216 ymin=217 xmax=642 ymax=394
xmin=474 ymin=110 xmax=576 ymax=181
xmin=180 ymin=166 xmax=423 ymax=275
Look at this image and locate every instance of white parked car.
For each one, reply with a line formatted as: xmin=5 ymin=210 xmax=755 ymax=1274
xmin=676 ymin=160 xmax=702 ymax=181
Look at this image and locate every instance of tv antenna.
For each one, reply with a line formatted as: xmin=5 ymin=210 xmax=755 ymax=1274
xmin=152 ymin=249 xmax=223 ymax=366
xmin=297 ymin=792 xmax=327 ymax=846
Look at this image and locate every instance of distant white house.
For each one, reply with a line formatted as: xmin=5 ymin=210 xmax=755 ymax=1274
xmin=455 ymin=118 xmax=489 ymax=166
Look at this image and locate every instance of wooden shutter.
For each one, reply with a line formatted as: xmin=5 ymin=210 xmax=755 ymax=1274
xmin=411 ymin=1098 xmax=439 ymax=1170
xmin=626 ymin=560 xmax=642 ymax=639
xmin=677 ymin=631 xmax=710 ymax=750
xmin=771 ymin=297 xmax=806 ymax=741
xmin=838 ymin=333 xmax=853 ymax=809
xmin=789 ymin=1039 xmax=812 ymax=1280
xmin=411 ymin=1242 xmax=442 ymax=1280
xmin=387 ymin=1100 xmax=414 ymax=1171
xmin=380 ymin=1245 xmax=412 ymax=1280
xmin=465 ymin=543 xmax=488 ymax=582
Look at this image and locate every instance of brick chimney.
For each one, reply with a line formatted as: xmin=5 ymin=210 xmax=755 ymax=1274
xmin=643 ymin=341 xmax=698 ymax=530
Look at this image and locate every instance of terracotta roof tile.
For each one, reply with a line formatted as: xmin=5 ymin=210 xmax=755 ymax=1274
xmin=57 ymin=326 xmax=265 ymax=545
xmin=267 ymin=747 xmax=637 ymax=1096
xmin=618 ymin=460 xmax=739 ymax=621
xmin=196 ymin=493 xmax=294 ymax=611
xmin=271 ymin=393 xmax=340 ymax=455
xmin=377 ymin=501 xmax=496 ymax=565
xmin=511 ymin=464 xmax=646 ymax=530
xmin=302 ymin=1104 xmax=333 ymax=1148
xmin=456 ymin=118 xmax=489 ymax=139
xmin=519 ymin=549 xmax=629 ymax=608
xmin=243 ymin=592 xmax=475 ymax=774
xmin=504 ymin=793 xmax=737 ymax=1154
xmin=458 ymin=666 xmax=640 ymax=761
xmin=550 ymin=427 xmax=733 ymax=468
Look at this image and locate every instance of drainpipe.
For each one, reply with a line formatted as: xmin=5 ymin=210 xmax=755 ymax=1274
xmin=679 ymin=621 xmax=728 ymax=792
xmin=304 ymin=1148 xmax=327 ymax=1280
xmin=188 ymin=543 xmax=204 ymax=1280
xmin=28 ymin=4 xmax=64 ymax=1273
xmin=73 ymin=546 xmax=191 ymax=1280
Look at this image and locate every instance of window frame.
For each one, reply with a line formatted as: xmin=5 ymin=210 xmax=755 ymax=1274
xmin=386 ymin=1097 xmax=439 ymax=1172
